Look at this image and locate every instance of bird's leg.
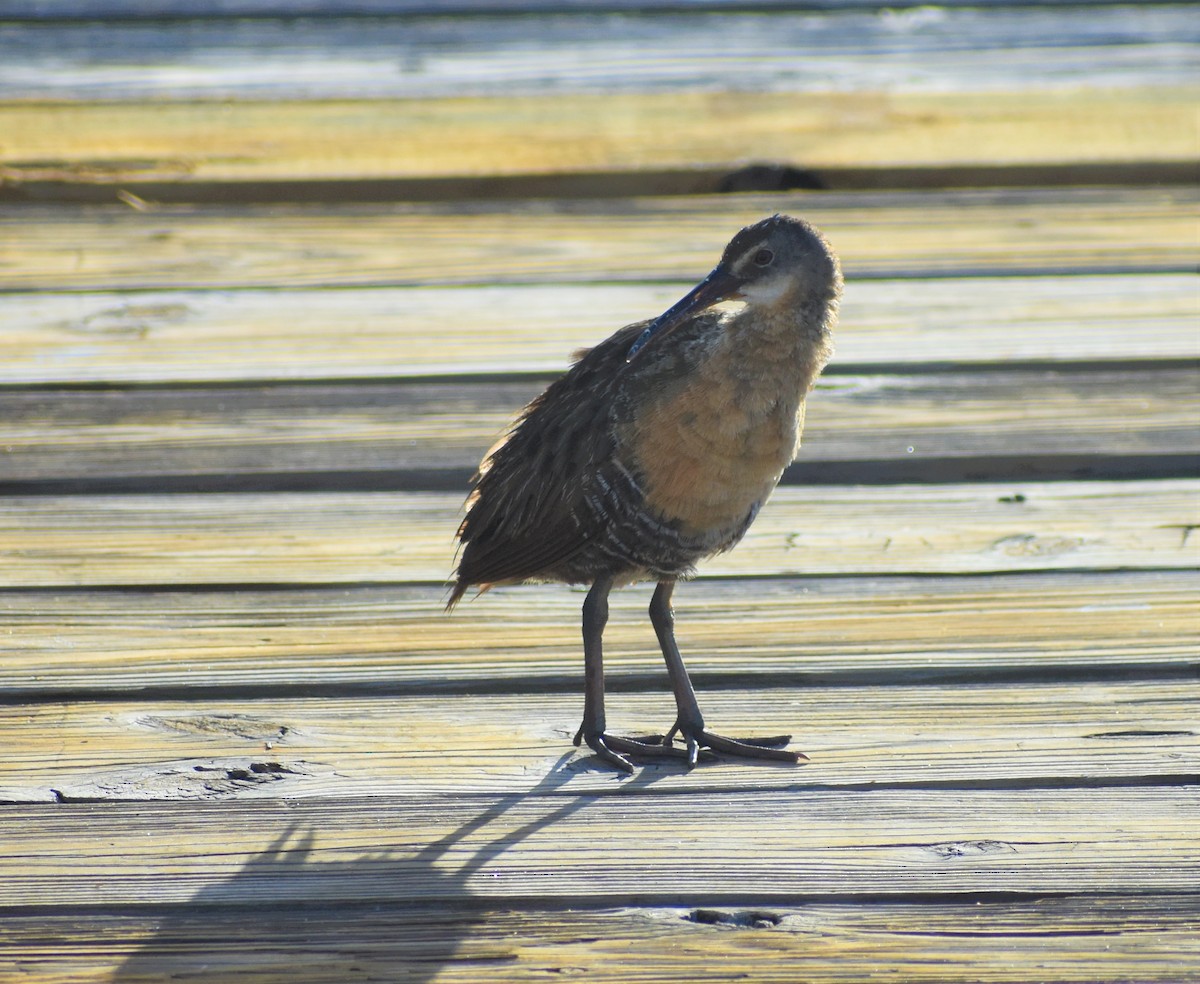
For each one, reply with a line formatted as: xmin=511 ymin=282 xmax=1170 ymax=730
xmin=572 ymin=577 xmax=691 ymax=773
xmin=649 ymin=581 xmax=805 ymax=769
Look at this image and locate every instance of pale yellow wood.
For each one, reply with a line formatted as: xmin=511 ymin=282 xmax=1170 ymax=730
xmin=1 ymin=788 xmax=1196 ymax=905
xmin=1 ymin=88 xmax=1195 ymax=187
xmin=3 ymin=899 xmax=1198 ymax=984
xmin=3 ymin=572 xmax=1193 ymax=693
xmin=0 ymin=274 xmax=1195 ymax=386
xmin=1 ymin=681 xmax=1195 ymax=802
xmin=0 ymin=481 xmax=1194 ymax=588
xmin=1 ymin=189 xmax=1193 ymax=292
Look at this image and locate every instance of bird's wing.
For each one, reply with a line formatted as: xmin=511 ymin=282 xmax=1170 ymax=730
xmin=448 ymin=322 xmax=647 ymax=603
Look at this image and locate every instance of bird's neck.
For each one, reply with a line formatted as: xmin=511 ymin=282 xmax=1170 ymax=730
xmin=721 ymin=288 xmax=838 ymax=395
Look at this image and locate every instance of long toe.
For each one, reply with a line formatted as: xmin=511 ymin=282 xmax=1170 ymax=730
xmin=699 ymin=730 xmax=808 ymax=764
xmin=723 ymin=734 xmax=795 ymax=750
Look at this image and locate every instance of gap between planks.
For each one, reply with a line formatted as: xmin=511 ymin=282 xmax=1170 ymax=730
xmin=5 ymin=162 xmax=1198 ymax=207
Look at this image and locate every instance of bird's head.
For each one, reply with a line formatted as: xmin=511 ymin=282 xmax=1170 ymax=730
xmin=627 ymin=214 xmax=840 ymax=360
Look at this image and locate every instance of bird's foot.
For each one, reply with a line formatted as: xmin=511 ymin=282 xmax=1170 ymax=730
xmin=573 ymin=725 xmax=696 ymax=774
xmin=663 ymin=721 xmax=808 ymax=771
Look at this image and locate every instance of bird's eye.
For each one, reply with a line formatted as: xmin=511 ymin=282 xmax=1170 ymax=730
xmin=753 ymin=248 xmax=774 ymax=267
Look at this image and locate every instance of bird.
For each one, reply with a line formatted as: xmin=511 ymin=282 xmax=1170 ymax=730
xmin=448 ymin=214 xmax=842 ymax=773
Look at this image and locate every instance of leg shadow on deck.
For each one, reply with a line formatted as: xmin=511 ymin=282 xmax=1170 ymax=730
xmin=112 ymin=755 xmax=652 ymax=982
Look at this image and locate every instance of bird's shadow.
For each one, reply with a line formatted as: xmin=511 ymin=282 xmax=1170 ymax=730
xmin=113 ymin=754 xmax=670 ymax=983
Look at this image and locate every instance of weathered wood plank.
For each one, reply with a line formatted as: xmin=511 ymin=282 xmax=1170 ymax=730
xmin=3 ymin=0 xmax=1169 ymax=17
xmin=0 ymin=481 xmax=1195 ymax=588
xmin=4 ymin=898 xmax=1198 ymax=984
xmin=2 ymin=190 xmax=1193 ymax=291
xmin=3 ymin=274 xmax=1195 ymax=385
xmin=2 ymin=682 xmax=1196 ymax=802
xmin=2 ymin=88 xmax=1195 ymax=194
xmin=2 ymin=366 xmax=1196 ymax=486
xmin=3 ymin=7 xmax=1194 ymax=101
xmin=1 ymin=788 xmax=1196 ymax=905
xmin=3 ymin=572 xmax=1193 ymax=695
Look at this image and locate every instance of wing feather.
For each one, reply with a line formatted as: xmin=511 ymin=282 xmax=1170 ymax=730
xmin=447 ymin=322 xmax=646 ymax=607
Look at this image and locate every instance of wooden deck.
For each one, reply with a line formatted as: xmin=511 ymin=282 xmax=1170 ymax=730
xmin=2 ymin=3 xmax=1198 ymax=981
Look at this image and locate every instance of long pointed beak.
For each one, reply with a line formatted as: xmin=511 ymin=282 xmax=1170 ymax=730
xmin=626 ymin=267 xmax=743 ymax=361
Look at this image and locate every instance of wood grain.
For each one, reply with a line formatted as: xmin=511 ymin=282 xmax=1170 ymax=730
xmin=2 ymin=188 xmax=1194 ymax=291
xmin=2 ymin=366 xmax=1196 ymax=484
xmin=3 ymin=571 xmax=1194 ymax=695
xmin=4 ymin=898 xmax=1198 ymax=984
xmin=3 ymin=273 xmax=1196 ymax=384
xmin=1 ymin=480 xmax=1195 ymax=588
xmin=2 ymin=681 xmax=1197 ymax=801
xmin=1 ymin=788 xmax=1197 ymax=906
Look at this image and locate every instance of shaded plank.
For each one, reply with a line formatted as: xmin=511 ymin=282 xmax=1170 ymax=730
xmin=2 ymin=366 xmax=1196 ymax=485
xmin=1 ymin=788 xmax=1197 ymax=905
xmin=13 ymin=162 xmax=1196 ymax=206
xmin=0 ymin=481 xmax=1195 ymax=588
xmin=3 ymin=572 xmax=1194 ymax=695
xmin=2 ymin=274 xmax=1196 ymax=384
xmin=3 ymin=189 xmax=1194 ymax=291
xmin=2 ymin=682 xmax=1197 ymax=802
xmin=2 ymin=88 xmax=1195 ymax=193
xmin=3 ymin=7 xmax=1195 ymax=101
xmin=4 ymin=898 xmax=1199 ymax=984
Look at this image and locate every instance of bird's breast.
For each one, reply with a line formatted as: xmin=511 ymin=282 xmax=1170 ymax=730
xmin=620 ymin=355 xmax=805 ymax=539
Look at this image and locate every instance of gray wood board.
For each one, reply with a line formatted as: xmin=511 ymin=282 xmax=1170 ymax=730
xmin=0 ymin=6 xmax=1195 ymax=100
xmin=2 ymin=1 xmax=1190 ymax=22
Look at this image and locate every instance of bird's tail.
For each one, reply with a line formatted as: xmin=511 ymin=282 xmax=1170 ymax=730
xmin=444 ymin=578 xmax=468 ymax=612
